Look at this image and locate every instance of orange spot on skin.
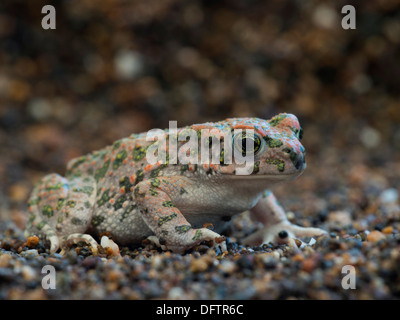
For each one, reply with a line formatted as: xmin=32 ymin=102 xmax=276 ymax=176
xmin=129 ymin=175 xmax=136 ymax=184
xmin=123 ymin=159 xmax=128 ymax=165
xmin=109 ymin=198 xmax=115 ymax=205
xmin=129 ymin=145 xmax=133 ymax=151
xmin=91 ymin=160 xmax=96 ymax=166
xmin=232 ymin=124 xmax=255 ymax=130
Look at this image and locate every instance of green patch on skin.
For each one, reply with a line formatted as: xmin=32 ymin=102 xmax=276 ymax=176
xmin=27 ymin=214 xmax=36 ymax=227
xmin=149 ymin=188 xmax=159 ymax=196
xmin=149 ymin=164 xmax=168 ymax=178
xmin=150 ymin=178 xmax=161 ymax=188
xmin=175 ymin=225 xmax=191 ymax=234
xmin=66 ymin=200 xmax=77 ymax=208
xmin=264 ymin=136 xmax=283 ymax=148
xmin=180 ymin=164 xmax=189 ymax=173
xmin=73 ymin=186 xmax=94 ymax=196
xmin=135 ymin=169 xmax=144 ymax=185
xmin=158 ymin=213 xmax=177 ymax=226
xmin=120 ymin=203 xmax=137 ymax=221
xmin=84 ymin=201 xmax=91 ymax=209
xmin=71 ymin=217 xmax=83 ymax=225
xmin=113 ymin=195 xmax=127 ymax=211
xmin=36 ymin=221 xmax=46 ymax=230
xmin=92 ymin=150 xmax=107 ymax=160
xmin=162 ymin=200 xmax=175 ymax=208
xmin=113 ymin=150 xmax=128 ymax=169
xmin=57 ymin=216 xmax=63 ymax=223
xmin=253 ymin=161 xmax=260 ymax=174
xmin=70 ymin=170 xmax=82 ymax=178
xmin=94 ymin=159 xmax=110 ymax=182
xmin=132 ymin=146 xmax=148 ymax=162
xmin=45 ymin=182 xmax=66 ymax=191
xmin=91 ymin=215 xmax=105 ymax=226
xmin=119 ymin=176 xmax=134 ymax=191
xmin=97 ymin=189 xmax=111 ymax=207
xmin=42 ymin=205 xmax=54 ymax=218
xmin=134 ymin=186 xmax=141 ymax=198
xmin=265 ymin=158 xmax=285 ymax=172
xmin=269 ymin=114 xmax=287 ymax=127
xmin=56 ymin=198 xmax=66 ymax=211
xmin=192 ymin=229 xmax=203 ymax=241
xmin=67 ymin=156 xmax=87 ymax=174
xmin=180 ymin=187 xmax=187 ymax=195
xmin=112 ymin=139 xmax=122 ymax=150
xmin=28 ymin=197 xmax=41 ymax=206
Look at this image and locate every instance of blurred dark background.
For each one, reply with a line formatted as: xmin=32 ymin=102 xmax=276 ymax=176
xmin=0 ymin=0 xmax=399 ymax=224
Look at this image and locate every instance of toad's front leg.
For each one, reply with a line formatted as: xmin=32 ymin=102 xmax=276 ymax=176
xmin=134 ymin=177 xmax=226 ymax=253
xmin=242 ymin=190 xmax=327 ymax=247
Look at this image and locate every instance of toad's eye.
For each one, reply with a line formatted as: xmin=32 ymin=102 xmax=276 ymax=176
xmin=233 ymin=132 xmax=263 ymax=156
xmin=293 ymin=127 xmax=303 ymax=140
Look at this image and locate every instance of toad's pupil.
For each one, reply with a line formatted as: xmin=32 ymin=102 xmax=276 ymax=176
xmin=242 ymin=138 xmax=254 ymax=153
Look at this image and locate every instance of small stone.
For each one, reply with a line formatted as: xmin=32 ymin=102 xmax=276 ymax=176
xmin=21 ymin=249 xmax=39 ymax=258
xmin=328 ymin=210 xmax=352 ymax=227
xmin=382 ymin=226 xmax=393 ymax=234
xmin=21 ymin=265 xmax=37 ymax=281
xmin=190 ymin=257 xmax=209 ymax=273
xmin=218 ymin=260 xmax=236 ymax=274
xmin=380 ymin=189 xmax=398 ymax=204
xmin=0 ymin=253 xmax=12 ymax=268
xmin=26 ymin=236 xmax=39 ymax=248
xmin=168 ymin=287 xmax=185 ymax=299
xmin=366 ymin=230 xmax=386 ymax=243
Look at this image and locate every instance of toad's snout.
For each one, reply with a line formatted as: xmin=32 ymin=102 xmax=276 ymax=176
xmin=282 ymin=147 xmax=306 ymax=170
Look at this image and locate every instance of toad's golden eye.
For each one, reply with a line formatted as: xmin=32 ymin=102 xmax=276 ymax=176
xmin=234 ymin=132 xmax=263 ymax=156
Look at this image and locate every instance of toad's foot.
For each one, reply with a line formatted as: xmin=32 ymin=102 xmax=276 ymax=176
xmin=242 ymin=220 xmax=327 ymax=248
xmin=243 ymin=190 xmax=327 ymax=248
xmin=59 ymin=233 xmax=100 ymax=255
xmin=146 ymin=228 xmax=227 ymax=254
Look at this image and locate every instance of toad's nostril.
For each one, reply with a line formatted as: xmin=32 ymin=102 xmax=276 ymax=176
xmin=295 ymin=155 xmax=305 ymax=170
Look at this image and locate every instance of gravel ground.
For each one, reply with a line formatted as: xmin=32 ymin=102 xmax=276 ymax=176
xmin=0 ymin=0 xmax=400 ymax=300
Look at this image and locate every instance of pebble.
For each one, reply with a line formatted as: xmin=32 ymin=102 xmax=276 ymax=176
xmin=26 ymin=236 xmax=39 ymax=248
xmin=366 ymin=231 xmax=386 ymax=243
xmin=21 ymin=265 xmax=37 ymax=281
xmin=21 ymin=249 xmax=39 ymax=259
xmin=380 ymin=189 xmax=398 ymax=204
